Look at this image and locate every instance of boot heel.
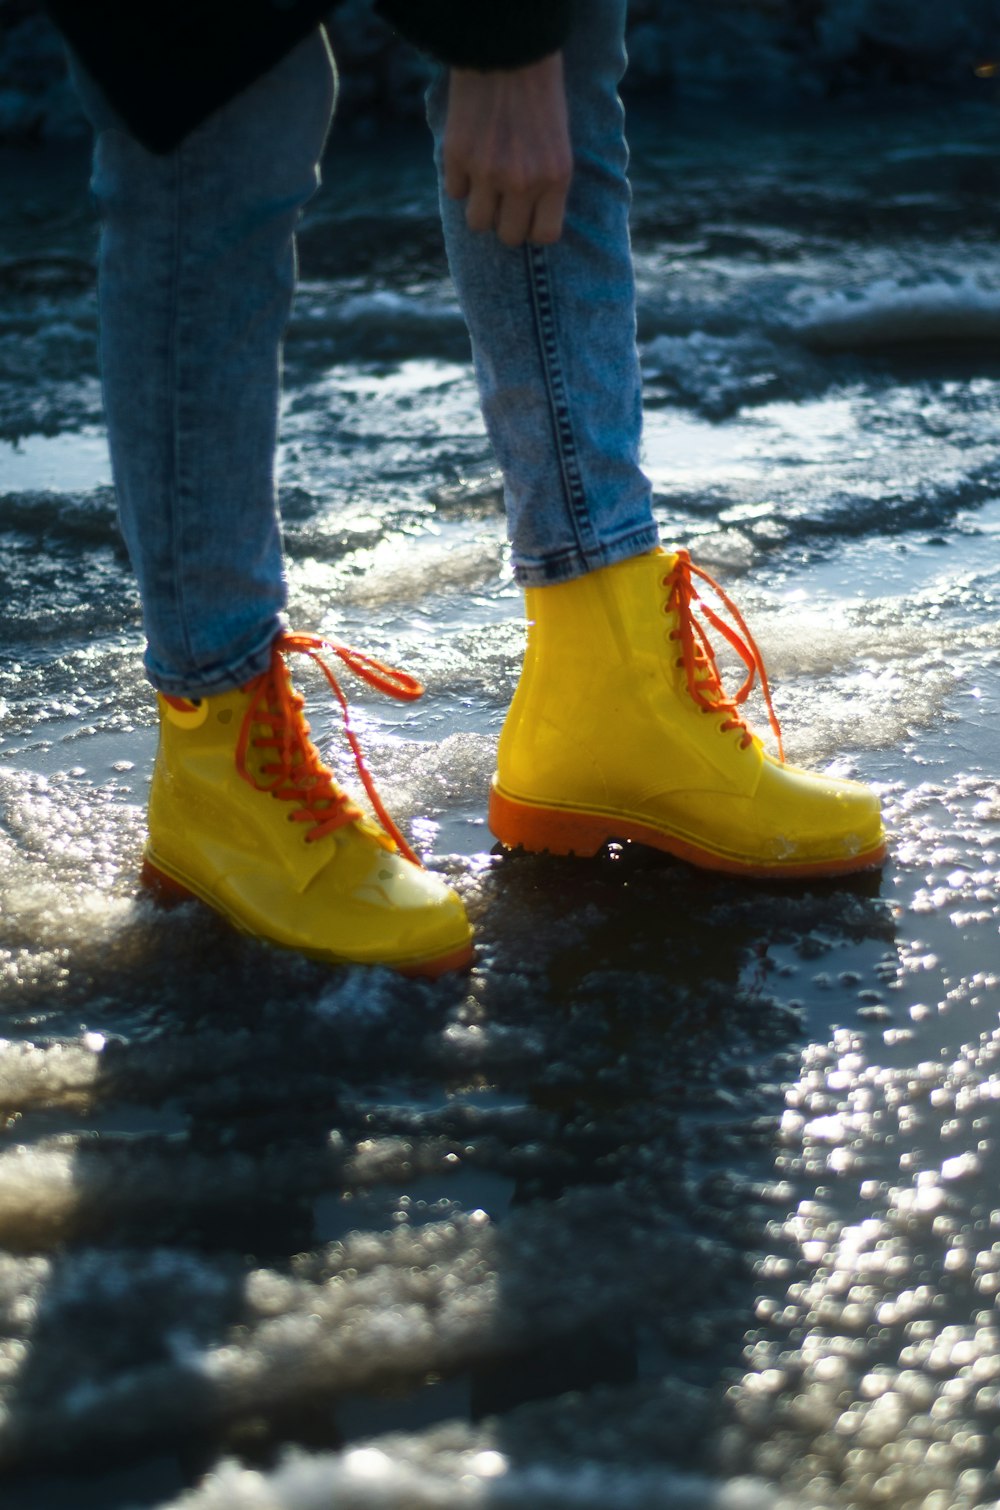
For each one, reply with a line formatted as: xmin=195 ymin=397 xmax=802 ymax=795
xmin=141 ymin=856 xmax=195 ymax=906
xmin=489 ymin=782 xmax=610 ymax=858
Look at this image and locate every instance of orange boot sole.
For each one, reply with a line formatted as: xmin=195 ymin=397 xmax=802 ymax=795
xmin=489 ymin=783 xmax=888 ymax=881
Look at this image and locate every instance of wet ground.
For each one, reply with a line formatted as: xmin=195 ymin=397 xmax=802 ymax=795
xmin=1 ymin=95 xmax=1000 ymax=1509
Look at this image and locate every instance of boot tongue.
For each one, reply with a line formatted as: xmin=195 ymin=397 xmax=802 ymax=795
xmin=690 ymin=659 xmax=725 ymax=706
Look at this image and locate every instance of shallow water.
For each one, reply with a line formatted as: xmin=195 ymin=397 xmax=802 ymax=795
xmin=1 ymin=96 xmax=999 ymax=1510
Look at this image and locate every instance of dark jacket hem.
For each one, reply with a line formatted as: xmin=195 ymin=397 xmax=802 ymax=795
xmin=43 ymin=1 xmax=576 ymax=154
xmin=45 ymin=1 xmax=332 ymax=154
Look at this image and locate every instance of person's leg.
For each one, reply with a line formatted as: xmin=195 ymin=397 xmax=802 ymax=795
xmin=71 ymin=29 xmax=336 ymax=696
xmin=427 ymin=0 xmax=657 ymax=585
xmin=70 ymin=32 xmax=473 ymax=974
xmin=429 ymin=0 xmax=885 ymax=877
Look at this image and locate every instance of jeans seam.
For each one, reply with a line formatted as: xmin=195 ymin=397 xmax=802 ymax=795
xmin=526 ymin=243 xmax=598 ymax=559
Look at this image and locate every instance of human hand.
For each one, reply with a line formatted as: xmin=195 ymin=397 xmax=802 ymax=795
xmin=443 ymin=53 xmax=572 ymax=248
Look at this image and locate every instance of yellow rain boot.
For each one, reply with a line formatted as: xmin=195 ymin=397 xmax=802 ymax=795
xmin=142 ymin=632 xmax=474 ymax=976
xmin=490 ymin=549 xmax=886 ymax=878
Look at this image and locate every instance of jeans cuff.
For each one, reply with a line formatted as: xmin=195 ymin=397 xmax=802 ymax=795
xmin=512 ymin=524 xmax=661 ymax=588
xmin=145 ymin=617 xmax=287 ymax=699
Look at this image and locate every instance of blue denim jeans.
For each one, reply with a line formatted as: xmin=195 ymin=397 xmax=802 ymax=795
xmin=71 ymin=3 xmax=657 ymax=698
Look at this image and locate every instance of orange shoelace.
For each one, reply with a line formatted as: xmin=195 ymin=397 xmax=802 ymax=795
xmin=235 ymin=631 xmax=423 ymax=866
xmin=663 ymin=549 xmax=785 ymax=762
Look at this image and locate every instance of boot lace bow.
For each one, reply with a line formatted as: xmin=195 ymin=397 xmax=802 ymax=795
xmin=663 ymin=550 xmax=785 ymax=762
xmin=235 ymin=631 xmax=423 ymax=865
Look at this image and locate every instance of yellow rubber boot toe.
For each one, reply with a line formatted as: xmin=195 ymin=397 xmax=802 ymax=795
xmin=144 ymin=634 xmax=474 ymax=976
xmin=490 ymin=550 xmax=886 ymax=879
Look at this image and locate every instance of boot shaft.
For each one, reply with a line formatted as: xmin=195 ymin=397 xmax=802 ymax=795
xmin=501 ymin=551 xmax=694 ymax=800
xmin=521 ymin=550 xmax=677 ymax=673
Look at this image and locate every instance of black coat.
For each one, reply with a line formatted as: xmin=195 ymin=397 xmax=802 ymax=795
xmin=45 ymin=1 xmax=574 ymax=153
